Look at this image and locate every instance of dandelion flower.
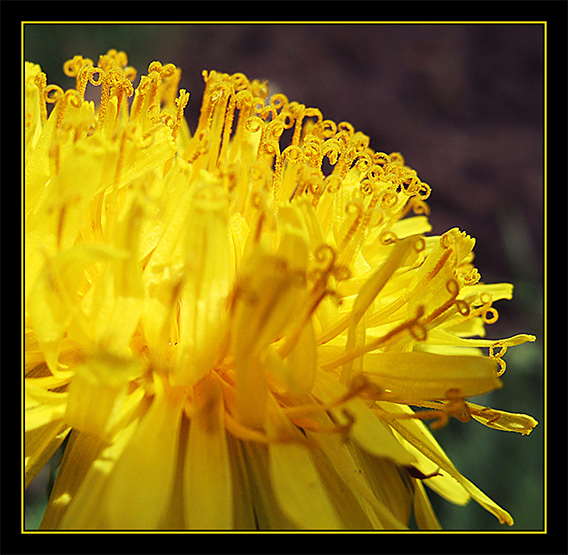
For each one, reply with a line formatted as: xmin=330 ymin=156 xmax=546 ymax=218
xmin=24 ymin=50 xmax=538 ymax=530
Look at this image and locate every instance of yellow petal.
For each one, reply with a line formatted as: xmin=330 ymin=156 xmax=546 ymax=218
xmin=106 ymin=125 xmax=176 ymax=191
xmin=241 ymin=442 xmax=296 ymax=529
xmin=265 ymin=320 xmax=317 ymax=395
xmin=65 ymin=351 xmax=141 ymax=439
xmin=312 ymin=371 xmax=417 ymax=466
xmin=40 ymin=430 xmax=106 ymax=529
xmin=377 ymin=401 xmax=470 ymax=506
xmin=413 ymin=480 xmax=442 ymax=530
xmin=423 ymin=330 xmax=536 ymax=349
xmin=384 ymin=403 xmax=514 ymax=525
xmin=25 ymin=421 xmax=70 ymax=489
xmin=341 ymin=237 xmax=416 ymax=384
xmin=58 ymin=399 xmax=145 ymax=529
xmin=268 ymin=439 xmax=342 ymax=529
xmin=468 ymin=402 xmax=538 ymax=435
xmin=102 ymin=377 xmax=184 ymax=529
xmin=25 ymin=383 xmax=67 ymax=431
xmin=25 ymin=63 xmax=44 ymax=159
xmin=232 ymin=244 xmax=308 ymax=427
xmin=307 ymin=425 xmax=407 ymax=529
xmin=184 ymin=376 xmax=233 ymax=529
xmin=174 ymin=178 xmax=231 ymax=385
xmin=219 ymin=436 xmax=256 ymax=530
xmin=353 ymin=447 xmax=414 ymax=528
xmin=363 ymin=351 xmax=502 ymax=403
xmin=27 ymin=244 xmax=123 ymax=372
xmin=86 ymin=197 xmax=144 ymax=354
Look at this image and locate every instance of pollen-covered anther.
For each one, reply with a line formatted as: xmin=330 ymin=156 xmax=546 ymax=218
xmin=44 ymin=84 xmax=65 ymax=112
xmin=463 ymin=267 xmax=481 ymax=286
xmin=97 ymin=68 xmax=133 ymax=127
xmin=63 ymin=55 xmax=95 ymax=91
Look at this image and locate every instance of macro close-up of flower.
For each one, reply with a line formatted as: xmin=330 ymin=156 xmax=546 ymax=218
xmin=24 ymin=41 xmax=541 ymax=531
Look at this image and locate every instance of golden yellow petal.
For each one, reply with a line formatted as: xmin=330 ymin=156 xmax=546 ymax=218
xmin=25 ymin=421 xmax=70 ymax=489
xmin=385 ymin=404 xmax=513 ymax=525
xmin=265 ymin=321 xmax=317 ymax=395
xmin=64 ymin=352 xmax=141 ymax=439
xmin=241 ymin=442 xmax=297 ymax=529
xmin=174 ymin=179 xmax=231 ymax=385
xmin=102 ymin=377 xmax=184 ymax=529
xmin=353 ymin=447 xmax=414 ymax=528
xmin=268 ymin=441 xmax=342 ymax=529
xmin=184 ymin=376 xmax=233 ymax=529
xmin=302 ymin=434 xmax=376 ymax=529
xmin=27 ymin=244 xmax=123 ymax=372
xmin=468 ymin=402 xmax=538 ymax=435
xmin=311 ymin=371 xmax=417 ymax=466
xmin=413 ymin=480 xmax=442 ymax=530
xmin=78 ymin=198 xmax=145 ymax=358
xmin=108 ymin=126 xmax=176 ymax=191
xmin=378 ymin=401 xmax=471 ymax=506
xmin=25 ymin=66 xmax=43 ymax=159
xmin=363 ymin=351 xmax=502 ymax=403
xmin=225 ymin=435 xmax=257 ymax=530
xmin=25 ymin=384 xmax=67 ymax=431
xmin=58 ymin=404 xmax=144 ymax=529
xmin=40 ymin=430 xmax=107 ymax=529
xmin=265 ymin=399 xmax=342 ymax=529
xmin=422 ymin=330 xmax=536 ymax=349
xmin=307 ymin=425 xmax=407 ymax=529
xmin=341 ymin=237 xmax=416 ymax=384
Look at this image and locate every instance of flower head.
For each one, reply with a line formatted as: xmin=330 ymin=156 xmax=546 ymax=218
xmin=25 ymin=50 xmax=537 ymax=530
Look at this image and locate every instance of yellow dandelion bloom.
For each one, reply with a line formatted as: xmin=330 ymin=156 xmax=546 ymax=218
xmin=24 ymin=50 xmax=537 ymax=531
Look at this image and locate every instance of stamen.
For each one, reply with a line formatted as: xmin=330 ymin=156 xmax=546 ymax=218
xmin=463 ymin=267 xmax=481 ymax=286
xmin=376 ymin=389 xmax=471 ymax=430
xmin=172 ymin=89 xmax=190 ymax=142
xmin=320 ymin=306 xmax=426 ymax=372
xmin=34 ymin=72 xmax=48 ymax=124
xmin=380 ymin=190 xmax=399 ymax=211
xmin=46 ymin=88 xmax=83 ymax=132
xmin=420 ymin=278 xmax=461 ymax=327
xmin=223 ymin=410 xmax=269 ymax=443
xmin=282 ymin=375 xmax=371 ymax=421
xmin=98 ymin=68 xmax=127 ymax=127
xmin=339 ymin=201 xmax=364 ymax=251
xmin=489 ymin=341 xmax=507 ymax=376
xmin=380 ymin=230 xmax=398 ymax=245
xmin=44 ymin=84 xmax=65 ymax=117
xmin=63 ymin=55 xmax=94 ymax=91
xmin=467 ymin=292 xmax=499 ymax=325
xmin=417 ymin=182 xmax=431 ymax=200
xmin=482 ymin=306 xmax=499 ymax=325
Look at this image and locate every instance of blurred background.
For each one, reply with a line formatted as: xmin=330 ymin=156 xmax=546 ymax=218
xmin=24 ymin=23 xmax=544 ymax=531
